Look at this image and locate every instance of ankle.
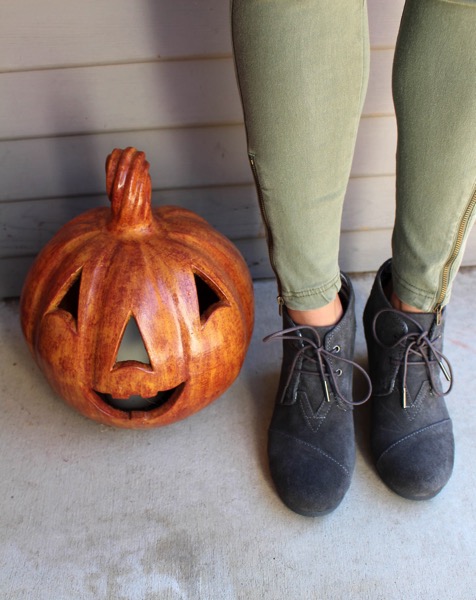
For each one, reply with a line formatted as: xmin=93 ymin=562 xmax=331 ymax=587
xmin=287 ymin=294 xmax=343 ymax=327
xmin=389 ymin=291 xmax=425 ymax=314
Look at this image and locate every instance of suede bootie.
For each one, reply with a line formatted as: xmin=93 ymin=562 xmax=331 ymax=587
xmin=265 ymin=274 xmax=371 ymax=516
xmin=363 ymin=260 xmax=454 ymax=500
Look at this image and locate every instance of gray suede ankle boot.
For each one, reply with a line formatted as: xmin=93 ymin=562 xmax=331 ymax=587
xmin=264 ymin=274 xmax=371 ymax=516
xmin=363 ymin=260 xmax=454 ymax=500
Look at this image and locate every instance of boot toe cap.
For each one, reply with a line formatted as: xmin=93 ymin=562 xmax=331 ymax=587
xmin=375 ymin=419 xmax=454 ymax=500
xmin=268 ymin=429 xmax=354 ymax=516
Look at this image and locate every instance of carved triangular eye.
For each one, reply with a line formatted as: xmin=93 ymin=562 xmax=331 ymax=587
xmin=56 ymin=269 xmax=82 ymax=328
xmin=115 ymin=315 xmax=151 ymax=367
xmin=194 ymin=272 xmax=223 ymax=323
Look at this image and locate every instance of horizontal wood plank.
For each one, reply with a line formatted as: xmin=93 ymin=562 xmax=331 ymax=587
xmin=369 ymin=0 xmax=404 ymax=48
xmin=0 ymin=50 xmax=394 ymax=141
xmin=0 ymin=59 xmax=243 ymax=140
xmin=0 ymin=118 xmax=397 ymax=202
xmin=0 ymin=176 xmax=397 ymax=257
xmin=365 ymin=50 xmax=394 ymax=116
xmin=0 ymin=0 xmax=231 ymax=71
xmin=0 ymin=0 xmax=403 ymax=72
xmin=0 ymin=187 xmax=260 ymax=256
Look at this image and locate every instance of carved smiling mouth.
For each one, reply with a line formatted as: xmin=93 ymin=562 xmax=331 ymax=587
xmin=94 ymin=382 xmax=185 ymax=412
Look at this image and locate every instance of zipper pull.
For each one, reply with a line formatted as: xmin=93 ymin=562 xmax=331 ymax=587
xmin=277 ymin=295 xmax=284 ymax=316
xmin=434 ymin=304 xmax=443 ymax=326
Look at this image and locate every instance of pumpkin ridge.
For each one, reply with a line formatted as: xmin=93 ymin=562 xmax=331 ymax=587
xmin=140 ymin=237 xmax=187 ymax=373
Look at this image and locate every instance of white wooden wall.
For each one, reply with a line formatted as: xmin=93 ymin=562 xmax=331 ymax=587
xmin=1 ymin=0 xmax=474 ymax=297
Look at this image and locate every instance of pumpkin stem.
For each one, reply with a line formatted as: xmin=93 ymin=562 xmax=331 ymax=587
xmin=106 ymin=147 xmax=153 ymax=230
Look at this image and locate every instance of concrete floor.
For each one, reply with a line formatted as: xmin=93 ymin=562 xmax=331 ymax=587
xmin=1 ymin=270 xmax=475 ymax=599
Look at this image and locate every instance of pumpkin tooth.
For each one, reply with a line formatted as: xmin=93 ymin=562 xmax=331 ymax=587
xmin=93 ymin=383 xmax=185 ymax=413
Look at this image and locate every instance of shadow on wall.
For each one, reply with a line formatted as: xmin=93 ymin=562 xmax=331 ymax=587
xmin=2 ymin=0 xmax=256 ymax=297
xmin=142 ymin=0 xmax=253 ymax=231
xmin=145 ymin=0 xmax=233 ymax=192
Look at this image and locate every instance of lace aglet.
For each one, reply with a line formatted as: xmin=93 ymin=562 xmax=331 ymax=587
xmin=438 ymin=359 xmax=451 ymax=382
xmin=402 ymin=387 xmax=408 ymax=409
xmin=323 ymin=379 xmax=331 ymax=403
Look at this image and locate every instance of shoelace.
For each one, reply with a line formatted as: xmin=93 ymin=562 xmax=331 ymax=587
xmin=372 ymin=308 xmax=453 ymax=408
xmin=263 ymin=325 xmax=372 ymax=407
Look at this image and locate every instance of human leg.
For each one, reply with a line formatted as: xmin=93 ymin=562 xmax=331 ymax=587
xmin=392 ymin=0 xmax=476 ymax=313
xmin=232 ymin=0 xmax=370 ymax=514
xmin=231 ymin=0 xmax=370 ymax=313
xmin=364 ymin=0 xmax=476 ymax=499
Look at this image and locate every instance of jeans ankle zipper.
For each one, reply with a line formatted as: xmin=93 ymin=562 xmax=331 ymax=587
xmin=433 ymin=183 xmax=476 ymax=324
xmin=249 ymin=153 xmax=284 ymax=313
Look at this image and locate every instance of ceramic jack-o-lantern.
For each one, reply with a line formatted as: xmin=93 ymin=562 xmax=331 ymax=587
xmin=20 ymin=147 xmax=254 ymax=428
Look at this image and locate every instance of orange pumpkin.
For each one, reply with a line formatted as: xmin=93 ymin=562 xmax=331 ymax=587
xmin=20 ymin=147 xmax=254 ymax=429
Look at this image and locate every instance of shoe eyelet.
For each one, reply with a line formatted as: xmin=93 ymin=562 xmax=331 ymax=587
xmin=335 ymin=369 xmax=343 ymax=377
xmin=333 ymin=345 xmax=341 ymax=353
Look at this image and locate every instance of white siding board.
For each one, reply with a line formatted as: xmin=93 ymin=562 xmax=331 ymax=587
xmin=1 ymin=0 xmax=404 ymax=71
xmin=0 ymin=257 xmax=33 ymax=298
xmin=1 ymin=50 xmax=394 ymax=141
xmin=0 ymin=118 xmax=397 ymax=202
xmin=0 ymin=186 xmax=262 ymax=256
xmin=0 ymin=60 xmax=243 ymax=140
xmin=0 ymin=0 xmax=231 ymax=71
xmin=343 ymin=175 xmax=396 ymax=231
xmin=364 ymin=50 xmax=394 ymax=116
xmin=352 ymin=117 xmax=397 ymax=177
xmin=369 ymin=0 xmax=404 ymax=48
xmin=0 ymin=176 xmax=397 ymax=258
xmin=0 ymin=126 xmax=251 ymax=202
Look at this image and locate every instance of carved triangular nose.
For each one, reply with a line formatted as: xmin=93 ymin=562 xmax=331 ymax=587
xmin=115 ymin=316 xmax=151 ymax=366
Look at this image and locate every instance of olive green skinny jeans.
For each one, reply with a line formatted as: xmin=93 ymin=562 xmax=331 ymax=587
xmin=232 ymin=0 xmax=476 ymax=312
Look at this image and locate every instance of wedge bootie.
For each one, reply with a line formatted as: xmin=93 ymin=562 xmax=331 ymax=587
xmin=265 ymin=274 xmax=371 ymax=516
xmin=363 ymin=260 xmax=454 ymax=500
